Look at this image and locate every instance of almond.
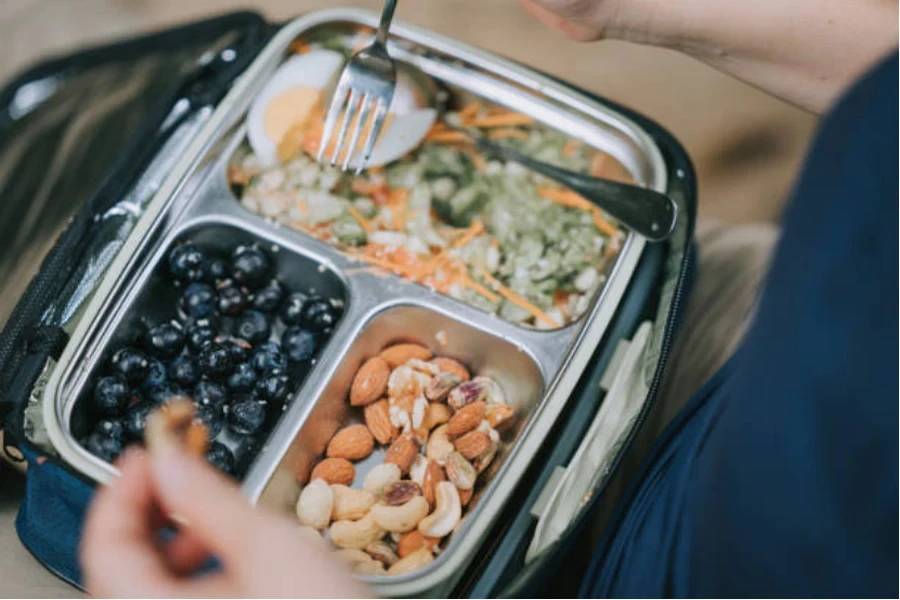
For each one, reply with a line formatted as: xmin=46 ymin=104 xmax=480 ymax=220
xmin=446 ymin=401 xmax=486 ymax=437
xmin=311 ymin=458 xmax=355 ymax=486
xmin=396 ymin=530 xmax=439 ymax=558
xmin=350 ymin=357 xmax=390 ymax=406
xmin=327 ymin=425 xmax=374 ymax=460
xmin=454 ymin=430 xmax=492 ymax=460
xmin=457 ymin=486 xmax=473 ymax=506
xmin=364 ymin=399 xmax=397 ymax=445
xmin=384 ymin=433 xmax=419 ymax=474
xmin=485 ymin=402 xmax=514 ymax=429
xmin=429 ymin=357 xmax=471 ymax=381
xmin=422 ymin=460 xmax=445 ymax=508
xmin=294 ymin=451 xmax=317 ymax=485
xmin=445 ymin=451 xmax=476 ymax=490
xmin=383 ymin=481 xmax=423 ymax=506
xmin=380 ymin=343 xmax=433 ymax=368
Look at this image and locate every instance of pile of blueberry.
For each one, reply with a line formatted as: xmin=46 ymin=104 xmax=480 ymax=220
xmin=81 ymin=241 xmax=342 ymax=477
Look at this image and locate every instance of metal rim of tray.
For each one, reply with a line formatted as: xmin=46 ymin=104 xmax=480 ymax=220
xmin=41 ymin=8 xmax=667 ymax=597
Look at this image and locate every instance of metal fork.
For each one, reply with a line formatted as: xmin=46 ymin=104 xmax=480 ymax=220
xmin=317 ymin=0 xmax=398 ymax=173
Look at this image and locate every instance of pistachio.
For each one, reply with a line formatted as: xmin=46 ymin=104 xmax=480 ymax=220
xmin=444 ymin=451 xmax=477 ymax=490
xmin=447 ymin=380 xmax=487 ymax=410
xmin=471 ymin=375 xmax=506 ymax=405
xmin=365 ymin=540 xmax=399 ymax=567
xmin=363 ymin=463 xmax=402 ymax=498
xmin=383 ymin=481 xmax=423 ymax=506
xmin=425 ymin=372 xmax=462 ymax=402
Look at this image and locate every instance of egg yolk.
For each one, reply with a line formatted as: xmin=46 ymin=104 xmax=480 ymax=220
xmin=264 ymin=87 xmax=322 ymax=146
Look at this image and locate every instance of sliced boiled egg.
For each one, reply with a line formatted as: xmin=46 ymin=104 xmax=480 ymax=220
xmin=247 ymin=49 xmax=436 ymax=170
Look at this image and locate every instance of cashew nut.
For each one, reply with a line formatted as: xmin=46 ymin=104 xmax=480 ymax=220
xmin=333 ymin=548 xmax=372 ymax=566
xmin=426 ymin=424 xmax=454 ymax=465
xmin=296 ymin=479 xmax=333 ymax=529
xmin=329 ymin=513 xmax=385 ymax=549
xmin=387 ymin=548 xmax=435 ymax=576
xmin=409 ymin=454 xmax=428 ymax=486
xmin=355 ymin=559 xmax=387 ymax=576
xmin=331 ymin=484 xmax=376 ymax=521
xmin=363 ymin=463 xmax=402 ymax=497
xmin=418 ymin=481 xmax=462 ymax=538
xmin=371 ymin=496 xmax=430 ymax=533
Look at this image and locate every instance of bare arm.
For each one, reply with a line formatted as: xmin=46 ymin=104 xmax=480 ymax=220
xmin=520 ymin=0 xmax=898 ymax=113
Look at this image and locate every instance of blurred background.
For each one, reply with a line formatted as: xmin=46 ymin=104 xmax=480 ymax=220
xmin=1 ymin=0 xmax=817 ymax=224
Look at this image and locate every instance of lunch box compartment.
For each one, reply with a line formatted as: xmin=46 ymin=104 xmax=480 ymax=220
xmin=64 ymin=221 xmax=348 ymax=478
xmin=256 ymin=303 xmax=544 ymax=575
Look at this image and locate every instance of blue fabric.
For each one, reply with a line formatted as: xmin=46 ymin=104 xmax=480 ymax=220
xmin=16 ymin=446 xmax=93 ymax=589
xmin=582 ymin=51 xmax=898 ymax=598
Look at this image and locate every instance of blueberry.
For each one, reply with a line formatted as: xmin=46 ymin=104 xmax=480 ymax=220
xmin=147 ymin=382 xmax=188 ymax=405
xmin=217 ymin=336 xmax=252 ymax=364
xmin=198 ymin=343 xmax=234 ymax=378
xmin=229 ymin=398 xmax=268 ymax=436
xmin=110 ymin=347 xmax=150 ymax=384
xmin=96 ymin=418 xmax=125 ymax=441
xmin=145 ymin=322 xmax=185 ymax=359
xmin=251 ymin=342 xmax=288 ymax=374
xmin=252 ymin=280 xmax=285 ymax=313
xmin=255 ymin=372 xmax=289 ymax=404
xmin=168 ymin=355 xmax=199 ymax=387
xmin=195 ymin=402 xmax=225 ymax=438
xmin=233 ymin=435 xmax=263 ymax=477
xmin=180 ymin=282 xmax=217 ymax=319
xmin=194 ymin=380 xmax=229 ymax=409
xmin=93 ymin=375 xmax=130 ymax=415
xmin=280 ymin=292 xmax=308 ymax=325
xmin=168 ymin=243 xmax=208 ymax=283
xmin=84 ymin=431 xmax=124 ymax=462
xmin=217 ymin=283 xmax=248 ymax=316
xmin=205 ymin=257 xmax=230 ymax=284
xmin=231 ymin=246 xmax=272 ymax=289
xmin=227 ymin=362 xmax=258 ymax=393
xmin=301 ymin=297 xmax=340 ymax=334
xmin=142 ymin=357 xmax=167 ymax=392
xmin=206 ymin=441 xmax=236 ymax=475
xmin=185 ymin=319 xmax=216 ymax=353
xmin=124 ymin=401 xmax=154 ymax=439
xmin=234 ymin=310 xmax=271 ymax=345
xmin=282 ymin=327 xmax=316 ymax=362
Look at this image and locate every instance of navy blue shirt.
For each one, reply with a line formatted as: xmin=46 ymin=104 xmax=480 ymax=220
xmin=583 ymin=52 xmax=898 ymax=597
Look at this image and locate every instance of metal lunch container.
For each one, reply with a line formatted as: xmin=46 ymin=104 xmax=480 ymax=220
xmin=41 ymin=8 xmax=668 ymax=597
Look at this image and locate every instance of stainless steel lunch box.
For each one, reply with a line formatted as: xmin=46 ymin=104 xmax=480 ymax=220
xmin=42 ymin=8 xmax=667 ymax=597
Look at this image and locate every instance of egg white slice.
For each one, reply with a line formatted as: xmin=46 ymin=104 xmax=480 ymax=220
xmin=247 ymin=50 xmax=344 ymax=168
xmin=348 ymin=108 xmax=438 ymax=172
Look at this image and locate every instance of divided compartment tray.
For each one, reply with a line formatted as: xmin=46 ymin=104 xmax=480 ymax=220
xmin=41 ymin=8 xmax=667 ymax=597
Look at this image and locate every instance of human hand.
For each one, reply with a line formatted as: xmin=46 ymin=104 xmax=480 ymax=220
xmin=80 ymin=446 xmax=371 ymax=598
xmin=519 ymin=0 xmax=898 ymax=112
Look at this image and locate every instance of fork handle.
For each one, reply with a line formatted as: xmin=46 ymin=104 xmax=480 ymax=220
xmin=472 ymin=137 xmax=677 ymax=242
xmin=376 ymin=0 xmax=399 ymax=45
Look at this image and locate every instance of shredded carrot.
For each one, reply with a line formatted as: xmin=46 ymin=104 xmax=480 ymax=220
xmin=349 ymin=252 xmax=426 ymax=279
xmin=487 ymin=128 xmax=529 ymax=140
xmin=287 ymin=40 xmax=311 ymax=54
xmin=451 ymin=220 xmax=485 ymax=249
xmin=293 ymin=198 xmax=309 ymax=214
xmin=425 ymin=131 xmax=472 ymax=144
xmin=563 ymin=140 xmax=581 ymax=158
xmin=478 ymin=268 xmax=558 ymax=327
xmin=590 ymin=152 xmax=608 ymax=177
xmin=468 ymin=149 xmax=488 ymax=171
xmin=460 ymin=102 xmax=482 ymax=123
xmin=591 ymin=211 xmax=619 ymax=237
xmin=537 ymin=186 xmax=621 ymax=237
xmin=469 ymin=114 xmax=534 ymax=128
xmin=346 ymin=207 xmax=373 ymax=233
xmin=460 ymin=275 xmax=501 ymax=303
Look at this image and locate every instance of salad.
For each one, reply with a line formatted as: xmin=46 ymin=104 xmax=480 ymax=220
xmin=229 ymin=42 xmax=631 ymax=329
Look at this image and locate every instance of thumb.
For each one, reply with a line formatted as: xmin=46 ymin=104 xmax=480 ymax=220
xmin=150 ymin=444 xmax=258 ymax=567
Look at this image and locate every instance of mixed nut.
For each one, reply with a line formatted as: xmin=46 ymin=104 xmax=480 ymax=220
xmin=79 ymin=238 xmax=342 ymax=477
xmin=294 ymin=343 xmax=514 ymax=577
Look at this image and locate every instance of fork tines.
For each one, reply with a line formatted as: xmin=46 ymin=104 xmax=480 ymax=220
xmin=317 ymin=71 xmax=391 ymax=174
